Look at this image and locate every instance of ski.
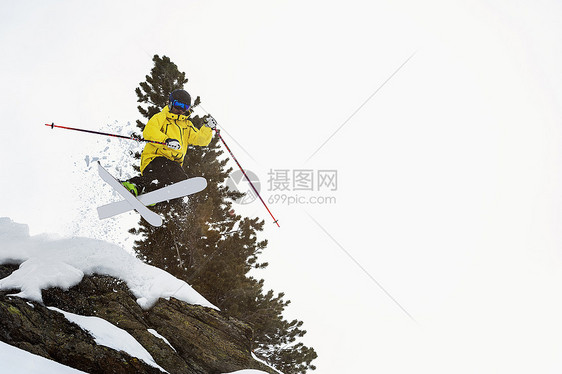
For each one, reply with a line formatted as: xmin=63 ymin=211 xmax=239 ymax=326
xmin=97 ymin=162 xmax=163 ymax=227
xmin=97 ymin=177 xmax=207 ymax=219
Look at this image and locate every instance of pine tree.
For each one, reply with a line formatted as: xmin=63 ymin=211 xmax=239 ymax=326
xmin=130 ymin=55 xmax=317 ymax=373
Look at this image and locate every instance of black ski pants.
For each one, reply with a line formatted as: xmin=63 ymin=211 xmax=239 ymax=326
xmin=130 ymin=157 xmax=188 ymax=194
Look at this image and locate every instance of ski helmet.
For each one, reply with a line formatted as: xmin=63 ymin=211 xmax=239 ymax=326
xmin=168 ymin=89 xmax=191 ymax=111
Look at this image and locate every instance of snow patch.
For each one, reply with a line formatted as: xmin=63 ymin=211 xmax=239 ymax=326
xmin=0 ymin=218 xmax=217 ymax=310
xmin=2 ymin=257 xmax=83 ymax=301
xmin=0 ymin=340 xmax=87 ymax=374
xmin=148 ymin=328 xmax=177 ymax=352
xmin=251 ymin=352 xmax=284 ymax=374
xmin=49 ymin=307 xmax=167 ymax=372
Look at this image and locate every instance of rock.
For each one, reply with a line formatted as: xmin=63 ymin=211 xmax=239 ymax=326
xmin=146 ymin=298 xmax=258 ymax=373
xmin=0 ymin=296 xmax=162 ymax=374
xmin=0 ymin=274 xmax=276 ymax=374
xmin=0 ymin=264 xmax=18 ymax=280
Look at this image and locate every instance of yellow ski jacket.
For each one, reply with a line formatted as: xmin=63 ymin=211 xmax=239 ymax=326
xmin=140 ymin=106 xmax=213 ymax=173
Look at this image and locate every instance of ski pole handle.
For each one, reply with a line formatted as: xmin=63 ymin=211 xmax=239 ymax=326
xmin=45 ymin=123 xmax=167 ymax=145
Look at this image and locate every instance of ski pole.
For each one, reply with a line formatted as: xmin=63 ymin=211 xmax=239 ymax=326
xmin=213 ymin=126 xmax=280 ymax=228
xmin=45 ymin=123 xmax=166 ymax=145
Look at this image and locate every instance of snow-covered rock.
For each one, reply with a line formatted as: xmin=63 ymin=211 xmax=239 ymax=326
xmin=0 ymin=217 xmax=216 ymax=310
xmin=0 ymin=218 xmax=278 ymax=374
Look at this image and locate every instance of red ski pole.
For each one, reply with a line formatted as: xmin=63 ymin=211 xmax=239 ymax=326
xmin=214 ymin=127 xmax=280 ymax=228
xmin=45 ymin=123 xmax=167 ymax=145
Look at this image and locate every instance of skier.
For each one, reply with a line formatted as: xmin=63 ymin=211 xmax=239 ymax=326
xmin=122 ymin=89 xmax=214 ymax=196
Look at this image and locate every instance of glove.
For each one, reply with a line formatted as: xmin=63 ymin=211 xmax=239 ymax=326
xmin=165 ymin=138 xmax=181 ymax=150
xmin=204 ymin=116 xmax=217 ymax=130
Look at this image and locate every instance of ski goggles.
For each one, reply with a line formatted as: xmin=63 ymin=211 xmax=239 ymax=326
xmin=171 ymin=100 xmax=190 ymax=111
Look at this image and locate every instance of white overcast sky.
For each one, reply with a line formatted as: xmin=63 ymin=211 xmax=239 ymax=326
xmin=2 ymin=1 xmax=562 ymax=373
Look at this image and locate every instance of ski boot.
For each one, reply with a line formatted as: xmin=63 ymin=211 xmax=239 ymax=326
xmin=121 ymin=181 xmax=139 ymax=197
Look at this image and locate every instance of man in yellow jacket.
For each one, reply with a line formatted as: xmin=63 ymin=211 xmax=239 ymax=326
xmin=123 ymin=89 xmax=214 ymax=195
